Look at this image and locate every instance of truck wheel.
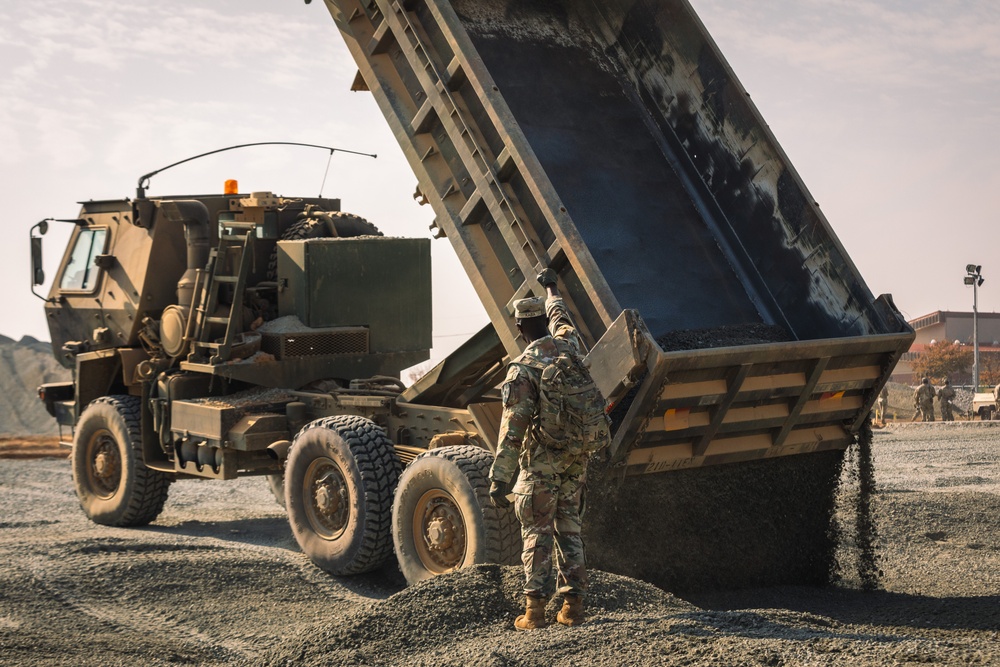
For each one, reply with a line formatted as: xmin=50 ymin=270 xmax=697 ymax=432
xmin=266 ymin=212 xmax=382 ymax=281
xmin=392 ymin=444 xmax=520 ymax=585
xmin=285 ymin=416 xmax=400 ymax=575
xmin=71 ymin=395 xmax=172 ymax=527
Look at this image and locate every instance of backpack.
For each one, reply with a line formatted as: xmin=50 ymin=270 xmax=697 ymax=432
xmin=522 ymin=339 xmax=611 ymax=457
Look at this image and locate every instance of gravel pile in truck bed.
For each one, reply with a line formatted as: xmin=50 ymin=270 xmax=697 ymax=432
xmin=654 ymin=323 xmax=793 ymax=351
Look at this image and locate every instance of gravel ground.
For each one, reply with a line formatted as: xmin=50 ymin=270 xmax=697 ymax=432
xmin=1 ymin=425 xmax=997 ymax=666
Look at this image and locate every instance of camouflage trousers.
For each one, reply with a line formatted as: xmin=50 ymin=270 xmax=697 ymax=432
xmin=512 ymin=464 xmax=588 ymax=599
xmin=913 ymin=401 xmax=935 ymax=422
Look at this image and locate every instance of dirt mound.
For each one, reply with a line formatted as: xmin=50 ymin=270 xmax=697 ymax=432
xmin=0 ymin=335 xmax=70 ymax=436
xmin=266 ymin=565 xmax=691 ymax=666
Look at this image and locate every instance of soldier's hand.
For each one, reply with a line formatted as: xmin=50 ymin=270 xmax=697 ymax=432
xmin=489 ymin=480 xmax=512 ymax=508
xmin=537 ymin=268 xmax=558 ymax=288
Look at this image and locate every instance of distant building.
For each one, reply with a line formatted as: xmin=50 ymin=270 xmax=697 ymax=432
xmin=893 ymin=311 xmax=1000 ymax=384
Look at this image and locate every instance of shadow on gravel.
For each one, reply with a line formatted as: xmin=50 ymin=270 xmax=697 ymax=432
xmin=683 ymin=587 xmax=1000 ymax=632
xmin=142 ymin=517 xmax=294 ymax=548
xmin=140 ymin=517 xmax=408 ymax=599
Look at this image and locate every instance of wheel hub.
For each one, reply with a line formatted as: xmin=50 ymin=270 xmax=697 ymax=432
xmin=426 ymin=516 xmax=455 ymax=549
xmin=314 ymin=472 xmax=346 ymax=515
xmin=413 ymin=490 xmax=467 ymax=573
xmin=93 ymin=451 xmax=109 ymax=476
xmin=304 ymin=459 xmax=350 ymax=540
xmin=85 ymin=430 xmax=121 ymax=499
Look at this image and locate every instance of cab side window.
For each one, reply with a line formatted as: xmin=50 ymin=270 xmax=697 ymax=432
xmin=59 ymin=228 xmax=107 ymax=292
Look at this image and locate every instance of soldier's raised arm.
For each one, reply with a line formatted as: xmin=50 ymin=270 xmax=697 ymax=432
xmin=537 ymin=268 xmax=586 ymax=355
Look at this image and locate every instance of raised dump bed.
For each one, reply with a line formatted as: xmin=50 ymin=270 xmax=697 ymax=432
xmin=320 ymin=0 xmax=913 ymax=474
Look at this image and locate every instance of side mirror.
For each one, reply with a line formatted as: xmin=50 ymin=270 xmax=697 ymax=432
xmin=30 ymin=219 xmax=50 ymax=300
xmin=31 ymin=237 xmax=44 ymax=285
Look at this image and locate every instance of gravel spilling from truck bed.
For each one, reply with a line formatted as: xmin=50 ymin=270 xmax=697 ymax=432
xmin=837 ymin=421 xmax=880 ymax=590
xmin=585 ymin=450 xmax=844 ymax=593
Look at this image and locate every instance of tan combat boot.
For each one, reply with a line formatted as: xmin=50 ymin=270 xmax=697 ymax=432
xmin=556 ymin=594 xmax=585 ymax=626
xmin=514 ymin=596 xmax=548 ymax=630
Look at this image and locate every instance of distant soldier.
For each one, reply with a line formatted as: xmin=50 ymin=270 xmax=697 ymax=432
xmin=911 ymin=378 xmax=936 ymax=422
xmin=938 ymin=379 xmax=956 ymax=421
xmin=875 ymin=385 xmax=889 ymax=426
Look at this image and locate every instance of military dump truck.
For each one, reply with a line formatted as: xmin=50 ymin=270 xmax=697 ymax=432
xmin=31 ymin=0 xmax=913 ymax=592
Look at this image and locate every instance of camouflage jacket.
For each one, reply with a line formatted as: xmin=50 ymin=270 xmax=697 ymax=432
xmin=913 ymin=383 xmax=936 ymax=405
xmin=937 ymin=385 xmax=956 ymax=403
xmin=489 ymin=296 xmax=586 ymax=483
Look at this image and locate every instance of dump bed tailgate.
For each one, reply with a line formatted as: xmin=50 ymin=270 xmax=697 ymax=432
xmin=609 ymin=329 xmax=912 ymax=475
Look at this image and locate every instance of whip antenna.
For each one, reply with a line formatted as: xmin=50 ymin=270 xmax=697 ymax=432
xmin=135 ymin=141 xmax=377 ymax=198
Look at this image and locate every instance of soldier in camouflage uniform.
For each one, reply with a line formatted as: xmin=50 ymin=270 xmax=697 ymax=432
xmin=938 ymin=379 xmax=956 ymax=421
xmin=488 ymin=269 xmax=591 ymax=630
xmin=875 ymin=385 xmax=889 ymax=426
xmin=911 ymin=378 xmax=936 ymax=422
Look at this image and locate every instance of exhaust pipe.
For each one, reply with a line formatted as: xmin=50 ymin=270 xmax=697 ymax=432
xmin=156 ymin=200 xmax=210 ymax=358
xmin=267 ymin=440 xmax=292 ymax=461
xmin=157 ymin=200 xmax=211 ymax=308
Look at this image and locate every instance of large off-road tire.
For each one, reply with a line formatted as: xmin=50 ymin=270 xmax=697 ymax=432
xmin=266 ymin=212 xmax=382 ymax=281
xmin=392 ymin=444 xmax=521 ymax=585
xmin=71 ymin=395 xmax=172 ymax=527
xmin=285 ymin=415 xmax=400 ymax=576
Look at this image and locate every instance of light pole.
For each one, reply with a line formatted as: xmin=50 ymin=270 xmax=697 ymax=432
xmin=965 ymin=264 xmax=984 ymax=390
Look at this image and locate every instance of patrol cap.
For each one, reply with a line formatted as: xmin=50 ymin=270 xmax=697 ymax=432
xmin=514 ymin=296 xmax=545 ymax=319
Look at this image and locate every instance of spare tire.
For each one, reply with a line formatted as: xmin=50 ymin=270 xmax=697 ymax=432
xmin=266 ymin=212 xmax=381 ymax=281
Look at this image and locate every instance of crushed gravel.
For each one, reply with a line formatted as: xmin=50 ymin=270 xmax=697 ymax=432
xmin=654 ymin=323 xmax=793 ymax=351
xmin=1 ymin=424 xmax=998 ymax=666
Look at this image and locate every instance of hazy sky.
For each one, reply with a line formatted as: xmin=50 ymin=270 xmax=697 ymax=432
xmin=2 ymin=0 xmax=998 ymax=363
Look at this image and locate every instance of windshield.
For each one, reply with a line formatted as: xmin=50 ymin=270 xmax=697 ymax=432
xmin=59 ymin=228 xmax=107 ymax=292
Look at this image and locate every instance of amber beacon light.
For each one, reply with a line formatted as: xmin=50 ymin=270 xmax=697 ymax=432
xmin=224 ymin=179 xmax=239 ymax=195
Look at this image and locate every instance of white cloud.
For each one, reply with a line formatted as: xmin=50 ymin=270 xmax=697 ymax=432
xmin=695 ymin=0 xmax=1000 ymax=92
